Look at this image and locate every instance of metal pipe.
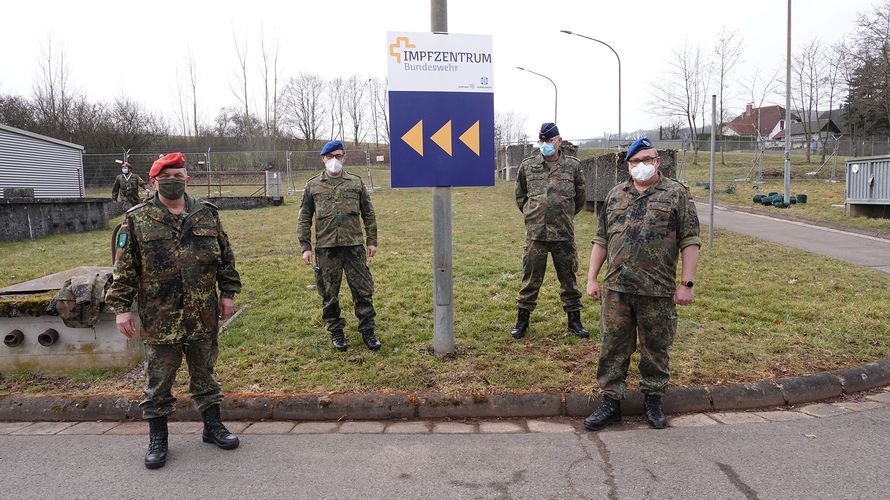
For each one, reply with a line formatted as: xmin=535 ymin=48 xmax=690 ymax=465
xmin=560 ymin=30 xmax=621 ymax=143
xmin=784 ymin=0 xmax=792 ymax=204
xmin=38 ymin=328 xmax=59 ymax=347
xmin=3 ymin=330 xmax=24 ymax=347
xmin=516 ymin=67 xmax=558 ymax=123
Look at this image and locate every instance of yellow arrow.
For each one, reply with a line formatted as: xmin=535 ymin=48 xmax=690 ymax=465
xmin=459 ymin=120 xmax=480 ymax=156
xmin=431 ymin=120 xmax=453 ymax=156
xmin=401 ymin=120 xmax=424 ymax=156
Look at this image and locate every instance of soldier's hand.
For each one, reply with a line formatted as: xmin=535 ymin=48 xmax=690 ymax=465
xmin=587 ymin=280 xmax=601 ymax=301
xmin=302 ymin=250 xmax=313 ymax=265
xmin=220 ymin=297 xmax=235 ymax=320
xmin=367 ymin=245 xmax=377 ymax=258
xmin=673 ymin=286 xmax=694 ymax=305
xmin=115 ymin=312 xmax=137 ymax=338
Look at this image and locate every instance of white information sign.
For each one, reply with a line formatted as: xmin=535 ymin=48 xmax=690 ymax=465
xmin=387 ymin=31 xmax=493 ymax=93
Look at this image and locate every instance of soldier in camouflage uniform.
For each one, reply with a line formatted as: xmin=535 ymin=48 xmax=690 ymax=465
xmin=511 ymin=123 xmax=590 ymax=340
xmin=111 ymin=162 xmax=150 ymax=208
xmin=583 ymin=138 xmax=701 ymax=431
xmin=297 ymin=140 xmax=381 ymax=352
xmin=105 ymin=152 xmax=242 ymax=469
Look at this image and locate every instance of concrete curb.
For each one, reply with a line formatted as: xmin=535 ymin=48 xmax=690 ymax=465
xmin=2 ymin=358 xmax=889 ymax=421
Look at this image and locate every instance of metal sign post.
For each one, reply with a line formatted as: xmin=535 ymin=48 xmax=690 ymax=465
xmin=387 ymin=0 xmax=495 ymax=355
xmin=709 ymin=94 xmax=716 ymax=248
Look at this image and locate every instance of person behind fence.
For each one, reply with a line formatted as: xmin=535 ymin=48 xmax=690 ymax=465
xmin=510 ymin=122 xmax=589 ymax=340
xmin=583 ymin=137 xmax=701 ymax=431
xmin=105 ymin=151 xmax=243 ymax=469
xmin=297 ymin=140 xmax=381 ymax=352
xmin=111 ymin=161 xmax=150 ymax=207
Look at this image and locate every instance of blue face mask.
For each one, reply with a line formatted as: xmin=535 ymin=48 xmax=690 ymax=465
xmin=540 ymin=142 xmax=556 ymax=157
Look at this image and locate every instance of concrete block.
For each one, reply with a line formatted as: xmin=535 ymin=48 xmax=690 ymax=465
xmin=669 ymin=414 xmax=719 ymax=427
xmin=0 ymin=422 xmax=34 ymax=434
xmin=384 ymin=421 xmax=431 ymax=434
xmin=798 ymin=403 xmax=850 ymax=418
xmin=58 ymin=421 xmax=121 ymax=435
xmin=338 ymin=421 xmax=386 ymax=434
xmin=290 ymin=422 xmax=340 ymax=434
xmin=10 ymin=421 xmax=75 ymax=435
xmin=0 ymin=395 xmax=136 ymax=421
xmin=104 ymin=422 xmax=147 ymax=435
xmin=777 ymin=373 xmax=843 ymax=405
xmin=708 ymin=412 xmax=768 ymax=425
xmin=564 ymin=393 xmax=600 ymax=417
xmin=527 ymin=419 xmax=575 ymax=433
xmin=754 ymin=411 xmax=813 ymax=422
xmin=242 ymin=421 xmax=296 ymax=434
xmin=167 ymin=422 xmax=203 ymax=434
xmin=478 ymin=421 xmax=524 ymax=433
xmin=866 ymin=392 xmax=890 ymax=404
xmin=417 ymin=393 xmax=560 ymax=419
xmin=663 ymin=386 xmax=713 ymax=414
xmin=223 ymin=422 xmax=251 ymax=434
xmin=833 ymin=401 xmax=884 ymax=412
xmin=222 ymin=397 xmax=273 ymax=420
xmin=431 ymin=422 xmax=476 ymax=434
xmin=710 ymin=381 xmax=785 ymax=410
xmin=272 ymin=393 xmax=415 ymax=420
xmin=832 ymin=360 xmax=890 ymax=394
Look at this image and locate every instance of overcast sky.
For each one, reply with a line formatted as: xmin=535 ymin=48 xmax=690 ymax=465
xmin=0 ymin=0 xmax=876 ymax=143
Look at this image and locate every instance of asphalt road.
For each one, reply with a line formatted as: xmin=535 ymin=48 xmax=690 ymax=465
xmin=696 ymin=203 xmax=890 ymax=275
xmin=2 ymin=409 xmax=889 ymax=499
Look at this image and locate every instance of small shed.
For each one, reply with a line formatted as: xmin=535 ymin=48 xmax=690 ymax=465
xmin=0 ymin=124 xmax=85 ymax=198
xmin=845 ymin=156 xmax=890 ymax=219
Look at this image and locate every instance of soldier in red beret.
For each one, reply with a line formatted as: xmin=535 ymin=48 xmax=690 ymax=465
xmin=106 ymin=152 xmax=243 ymax=469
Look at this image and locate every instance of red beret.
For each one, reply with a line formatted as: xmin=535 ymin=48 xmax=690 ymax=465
xmin=149 ymin=152 xmax=186 ymax=178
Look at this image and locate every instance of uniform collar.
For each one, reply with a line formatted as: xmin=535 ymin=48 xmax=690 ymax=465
xmin=534 ymin=152 xmax=563 ymax=167
xmin=321 ymin=170 xmax=349 ymax=182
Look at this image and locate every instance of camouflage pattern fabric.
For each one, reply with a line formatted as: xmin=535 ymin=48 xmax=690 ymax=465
xmin=593 ymin=174 xmax=701 ymax=297
xmin=315 ymin=245 xmax=376 ymax=333
xmin=112 ymin=174 xmax=148 ymax=206
xmin=51 ymin=271 xmax=113 ymax=328
xmin=140 ymin=334 xmax=222 ymax=418
xmin=105 ymin=193 xmax=242 ymax=344
xmin=517 ymin=240 xmax=582 ymax=312
xmin=514 ymin=153 xmax=586 ymax=242
xmin=596 ymin=289 xmax=677 ymax=399
xmin=297 ymin=170 xmax=377 ymax=252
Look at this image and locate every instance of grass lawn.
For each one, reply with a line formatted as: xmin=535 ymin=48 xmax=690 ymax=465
xmin=2 ymin=167 xmax=889 ymax=396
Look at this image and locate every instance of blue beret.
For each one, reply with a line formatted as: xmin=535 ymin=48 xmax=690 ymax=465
xmin=320 ymin=140 xmax=345 ymax=156
xmin=626 ymin=137 xmax=654 ymax=161
xmin=538 ymin=122 xmax=560 ymax=141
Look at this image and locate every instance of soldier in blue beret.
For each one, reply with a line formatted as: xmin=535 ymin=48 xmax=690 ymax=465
xmin=584 ymin=137 xmax=701 ymax=431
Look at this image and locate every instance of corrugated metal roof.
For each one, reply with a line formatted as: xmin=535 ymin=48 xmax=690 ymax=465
xmin=0 ymin=127 xmax=84 ymax=198
xmin=0 ymin=124 xmax=84 ymax=150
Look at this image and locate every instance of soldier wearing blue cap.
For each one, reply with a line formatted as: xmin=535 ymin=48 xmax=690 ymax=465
xmin=510 ymin=122 xmax=590 ymax=340
xmin=297 ymin=140 xmax=381 ymax=352
xmin=583 ymin=137 xmax=701 ymax=431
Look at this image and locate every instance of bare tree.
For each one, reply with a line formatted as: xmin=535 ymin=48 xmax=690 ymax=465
xmin=651 ymin=42 xmax=711 ymax=164
xmin=280 ymin=72 xmax=326 ymax=149
xmin=32 ymin=37 xmax=73 ymax=139
xmin=260 ymin=27 xmax=281 ymax=147
xmin=791 ymin=38 xmax=824 ymax=162
xmin=188 ymin=50 xmax=199 ymax=138
xmin=821 ymin=42 xmax=847 ymax=162
xmin=494 ymin=110 xmax=528 ymax=150
xmin=374 ymin=77 xmax=390 ymax=144
xmin=343 ymin=75 xmax=368 ymax=147
xmin=231 ymin=32 xmax=251 ymax=141
xmin=174 ymin=68 xmax=190 ymax=137
xmin=847 ymin=2 xmax=890 ymax=135
xmin=714 ymin=27 xmax=743 ymax=164
xmin=326 ymin=77 xmax=345 ymax=141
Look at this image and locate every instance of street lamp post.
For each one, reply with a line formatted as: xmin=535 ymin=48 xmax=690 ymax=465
xmin=516 ymin=66 xmax=558 ymax=123
xmin=560 ymin=30 xmax=621 ymax=145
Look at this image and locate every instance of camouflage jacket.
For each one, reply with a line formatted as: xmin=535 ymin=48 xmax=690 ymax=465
xmin=297 ymin=170 xmax=378 ymax=252
xmin=515 ymin=153 xmax=586 ymax=242
xmin=112 ymin=174 xmax=148 ymax=204
xmin=105 ymin=193 xmax=242 ymax=344
xmin=593 ymin=174 xmax=701 ymax=297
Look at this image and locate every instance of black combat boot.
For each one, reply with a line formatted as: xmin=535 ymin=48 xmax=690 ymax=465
xmin=583 ymin=395 xmax=622 ymax=431
xmin=510 ymin=308 xmax=531 ymax=339
xmin=644 ymin=394 xmax=668 ymax=429
xmin=331 ymin=329 xmax=348 ymax=351
xmin=144 ymin=416 xmax=168 ymax=469
xmin=567 ymin=310 xmax=590 ymax=338
xmin=202 ymin=404 xmax=240 ymax=450
xmin=361 ymin=329 xmax=382 ymax=351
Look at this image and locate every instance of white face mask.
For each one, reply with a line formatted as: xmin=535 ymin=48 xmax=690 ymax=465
xmin=122 ymin=168 xmax=129 ymax=175
xmin=325 ymin=158 xmax=343 ymax=174
xmin=630 ymin=162 xmax=656 ymax=182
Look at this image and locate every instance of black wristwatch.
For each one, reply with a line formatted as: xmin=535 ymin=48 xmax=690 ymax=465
xmin=681 ymin=280 xmax=694 ymax=288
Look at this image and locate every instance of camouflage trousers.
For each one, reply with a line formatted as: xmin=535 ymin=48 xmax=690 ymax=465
xmin=140 ymin=335 xmax=222 ymax=419
xmin=597 ymin=289 xmax=678 ymax=399
xmin=315 ymin=245 xmax=376 ymax=333
xmin=517 ymin=239 xmax=582 ymax=312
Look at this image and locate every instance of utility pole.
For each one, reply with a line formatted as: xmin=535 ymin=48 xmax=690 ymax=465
xmin=709 ymin=94 xmax=716 ymax=248
xmin=431 ymin=0 xmax=454 ymax=355
xmin=784 ymin=0 xmax=792 ymax=204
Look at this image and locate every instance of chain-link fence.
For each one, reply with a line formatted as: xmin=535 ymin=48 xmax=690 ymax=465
xmin=82 ymin=148 xmax=391 ymax=190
